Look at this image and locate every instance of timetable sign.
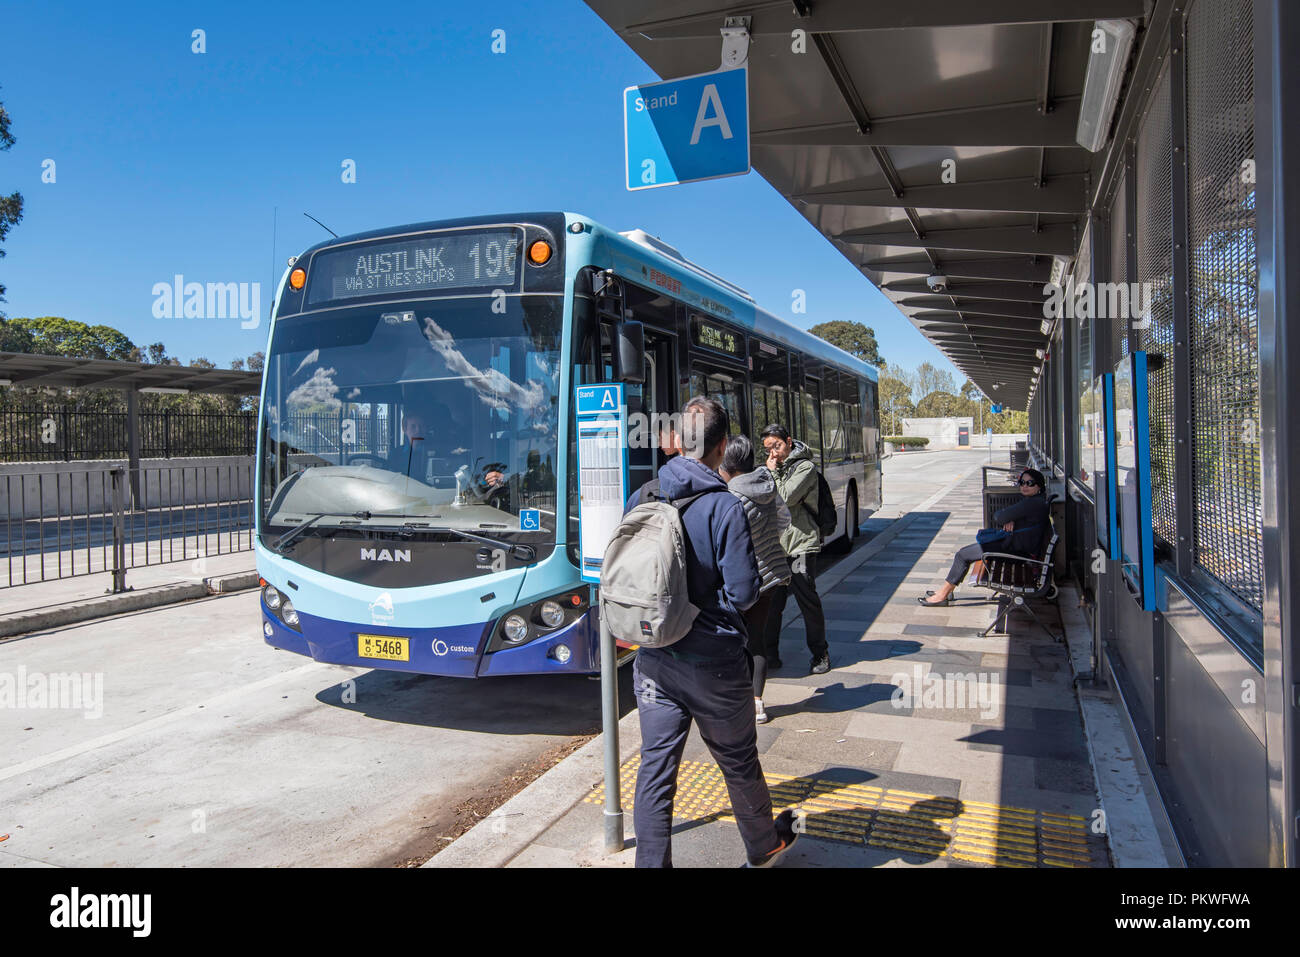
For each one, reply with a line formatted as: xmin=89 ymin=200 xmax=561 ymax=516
xmin=574 ymin=384 xmax=628 ymax=583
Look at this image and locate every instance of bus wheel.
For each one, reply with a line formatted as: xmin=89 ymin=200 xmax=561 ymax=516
xmin=847 ymin=488 xmax=859 ymax=540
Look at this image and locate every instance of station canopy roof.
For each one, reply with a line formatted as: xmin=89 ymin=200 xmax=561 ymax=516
xmin=0 ymin=352 xmax=262 ymax=395
xmin=585 ymin=0 xmax=1152 ymax=407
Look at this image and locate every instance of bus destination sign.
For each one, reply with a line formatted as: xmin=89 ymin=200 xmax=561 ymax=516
xmin=307 ymin=228 xmax=523 ymax=304
xmin=692 ymin=316 xmax=742 ymax=357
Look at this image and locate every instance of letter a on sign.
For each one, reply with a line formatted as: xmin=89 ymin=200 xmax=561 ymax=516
xmin=690 ymin=84 xmax=733 ymax=144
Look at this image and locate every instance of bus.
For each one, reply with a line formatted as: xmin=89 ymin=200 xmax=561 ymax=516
xmin=256 ymin=212 xmax=881 ymax=677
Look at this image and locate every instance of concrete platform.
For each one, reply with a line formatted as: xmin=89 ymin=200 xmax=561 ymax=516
xmin=431 ymin=455 xmax=1166 ymax=869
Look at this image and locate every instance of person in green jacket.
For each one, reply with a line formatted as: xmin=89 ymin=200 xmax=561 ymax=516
xmin=759 ymin=424 xmax=830 ymax=675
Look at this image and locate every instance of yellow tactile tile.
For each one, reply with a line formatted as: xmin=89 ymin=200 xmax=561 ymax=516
xmin=584 ymin=756 xmax=1109 ymax=868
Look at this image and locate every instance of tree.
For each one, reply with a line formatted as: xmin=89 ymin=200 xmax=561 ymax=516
xmin=960 ymin=379 xmax=980 ymax=401
xmin=808 ymin=320 xmax=885 ymax=367
xmin=0 ymin=316 xmax=136 ymax=360
xmin=0 ymin=92 xmax=24 ymax=314
xmin=885 ymin=362 xmax=917 ymax=396
xmin=915 ymin=391 xmax=974 ymax=418
xmin=878 ymin=371 xmax=915 ymax=435
xmin=915 ymin=361 xmax=957 ymax=398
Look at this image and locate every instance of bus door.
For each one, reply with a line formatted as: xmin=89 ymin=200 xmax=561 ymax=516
xmin=626 ymin=329 xmax=677 ymax=495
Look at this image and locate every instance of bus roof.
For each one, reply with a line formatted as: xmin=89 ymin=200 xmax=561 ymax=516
xmin=574 ymin=214 xmax=878 ymax=383
xmin=289 ymin=211 xmax=878 ymax=383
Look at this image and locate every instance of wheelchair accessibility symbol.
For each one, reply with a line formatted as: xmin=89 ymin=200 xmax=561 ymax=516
xmin=520 ymin=509 xmax=541 ymax=531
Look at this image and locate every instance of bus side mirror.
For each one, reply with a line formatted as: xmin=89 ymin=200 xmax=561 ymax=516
xmin=614 ymin=320 xmax=645 ymax=385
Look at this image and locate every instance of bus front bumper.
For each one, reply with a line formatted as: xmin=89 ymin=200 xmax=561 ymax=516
xmin=260 ymin=600 xmax=599 ymax=677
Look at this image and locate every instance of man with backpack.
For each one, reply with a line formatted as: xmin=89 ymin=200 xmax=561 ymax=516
xmin=760 ymin=424 xmax=831 ymax=676
xmin=605 ymin=396 xmax=798 ymax=868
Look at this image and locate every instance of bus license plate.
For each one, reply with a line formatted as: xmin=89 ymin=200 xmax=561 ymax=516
xmin=357 ymin=634 xmax=409 ymax=661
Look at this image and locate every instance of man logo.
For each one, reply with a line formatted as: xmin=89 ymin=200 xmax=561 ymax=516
xmin=360 ymin=548 xmax=411 ymax=563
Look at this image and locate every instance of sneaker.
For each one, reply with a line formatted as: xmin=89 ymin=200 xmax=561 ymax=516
xmin=755 ymin=698 xmax=768 ymax=724
xmin=809 ymin=653 xmax=830 ymax=675
xmin=745 ymin=809 xmax=799 ymax=867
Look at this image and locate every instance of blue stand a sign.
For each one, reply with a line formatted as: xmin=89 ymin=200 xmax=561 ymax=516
xmin=624 ymin=68 xmax=749 ymax=190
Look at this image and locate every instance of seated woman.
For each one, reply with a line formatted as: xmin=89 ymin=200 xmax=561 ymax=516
xmin=918 ymin=467 xmax=1049 ymax=606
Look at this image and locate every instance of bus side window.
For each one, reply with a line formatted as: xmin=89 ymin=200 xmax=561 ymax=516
xmin=801 ymin=377 xmax=823 ymax=462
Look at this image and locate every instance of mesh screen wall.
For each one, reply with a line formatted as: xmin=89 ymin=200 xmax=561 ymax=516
xmin=1185 ymin=0 xmax=1261 ymax=615
xmin=1109 ymin=173 xmax=1129 ymax=360
xmin=1135 ymin=64 xmax=1178 ymax=548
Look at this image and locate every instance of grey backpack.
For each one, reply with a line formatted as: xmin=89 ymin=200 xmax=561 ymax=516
xmin=598 ymin=480 xmax=704 ymax=649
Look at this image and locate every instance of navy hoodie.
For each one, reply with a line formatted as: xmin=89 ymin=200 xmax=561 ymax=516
xmin=625 ymin=455 xmax=761 ymax=659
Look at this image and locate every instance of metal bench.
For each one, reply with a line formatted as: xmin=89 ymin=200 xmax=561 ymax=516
xmin=970 ymin=522 xmax=1061 ymax=641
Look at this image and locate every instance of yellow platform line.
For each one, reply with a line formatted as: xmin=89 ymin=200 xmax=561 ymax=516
xmin=583 ymin=757 xmax=1108 ymax=867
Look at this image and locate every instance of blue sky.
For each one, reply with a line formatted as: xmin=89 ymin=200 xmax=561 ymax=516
xmin=0 ymin=0 xmax=957 ymax=380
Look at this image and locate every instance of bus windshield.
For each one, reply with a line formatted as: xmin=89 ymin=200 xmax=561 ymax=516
xmin=259 ymin=295 xmax=562 ymax=542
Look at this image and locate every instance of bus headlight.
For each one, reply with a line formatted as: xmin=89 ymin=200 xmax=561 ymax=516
xmin=263 ymin=585 xmax=282 ymax=610
xmin=280 ymin=600 xmax=299 ymax=628
xmin=552 ymin=644 xmax=572 ymax=664
xmin=263 ymin=620 xmax=274 ymax=637
xmin=502 ymin=614 xmax=529 ymax=643
xmin=538 ymin=600 xmax=565 ymax=628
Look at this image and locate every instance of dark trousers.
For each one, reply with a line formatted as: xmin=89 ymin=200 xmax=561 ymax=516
xmin=742 ymin=592 xmax=773 ymax=699
xmin=632 ymin=648 xmax=779 ymax=868
xmin=762 ymin=554 xmax=827 ymax=661
xmin=947 ymin=542 xmax=986 ymax=585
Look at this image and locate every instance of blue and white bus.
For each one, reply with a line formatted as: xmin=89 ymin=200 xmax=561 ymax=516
xmin=256 ymin=213 xmax=881 ymax=677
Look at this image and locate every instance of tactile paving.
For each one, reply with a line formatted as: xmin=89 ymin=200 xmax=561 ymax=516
xmin=585 ymin=756 xmax=1109 ymax=867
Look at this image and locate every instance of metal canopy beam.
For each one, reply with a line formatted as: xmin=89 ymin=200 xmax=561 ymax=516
xmin=622 ymin=0 xmax=1148 ymax=39
xmin=883 ymin=279 xmax=1049 ymax=302
xmin=0 ymin=351 xmax=262 ymax=395
xmin=915 ymin=315 xmax=1045 ymax=335
xmin=928 ymin=332 xmax=1044 ymax=349
xmin=897 ymin=297 xmax=1049 ymax=321
xmin=795 ymin=174 xmax=1087 ymax=214
xmin=753 ymin=99 xmax=1083 ymax=149
xmin=864 ymin=257 xmax=1053 ymax=283
xmin=839 ymin=223 xmax=1076 ymax=256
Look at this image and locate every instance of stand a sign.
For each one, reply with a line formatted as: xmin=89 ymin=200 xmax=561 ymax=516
xmin=624 ymin=67 xmax=749 ymax=190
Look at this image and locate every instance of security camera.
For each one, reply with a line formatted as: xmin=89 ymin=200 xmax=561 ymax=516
xmin=926 ymin=272 xmax=948 ymax=293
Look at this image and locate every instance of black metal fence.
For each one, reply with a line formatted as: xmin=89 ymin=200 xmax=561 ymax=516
xmin=0 ymin=409 xmax=258 ymax=461
xmin=2 ymin=461 xmax=255 ymax=590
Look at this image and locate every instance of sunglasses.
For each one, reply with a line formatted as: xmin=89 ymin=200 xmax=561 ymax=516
xmin=1018 ymin=478 xmax=1037 ymax=487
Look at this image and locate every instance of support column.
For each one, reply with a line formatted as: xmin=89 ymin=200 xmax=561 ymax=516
xmin=125 ymin=388 xmax=141 ymax=510
xmin=1255 ymin=0 xmax=1300 ymax=868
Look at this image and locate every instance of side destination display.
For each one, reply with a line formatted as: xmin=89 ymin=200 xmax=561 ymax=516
xmin=574 ymin=383 xmax=628 ymax=583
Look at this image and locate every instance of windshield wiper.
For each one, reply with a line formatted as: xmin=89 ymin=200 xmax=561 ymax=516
xmin=272 ymin=511 xmax=371 ymax=554
xmin=273 ymin=513 xmax=327 ymax=554
xmin=353 ymin=512 xmax=536 ymax=561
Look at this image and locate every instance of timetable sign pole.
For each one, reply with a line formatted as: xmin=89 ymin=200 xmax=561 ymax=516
xmin=574 ymin=383 xmax=629 ymax=853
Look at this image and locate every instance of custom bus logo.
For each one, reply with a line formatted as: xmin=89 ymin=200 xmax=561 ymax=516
xmin=360 ymin=548 xmax=411 ymax=563
xmin=369 ymin=592 xmax=395 ymax=625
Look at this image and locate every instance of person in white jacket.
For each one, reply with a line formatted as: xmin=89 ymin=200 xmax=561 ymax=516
xmin=720 ymin=434 xmax=791 ymax=724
